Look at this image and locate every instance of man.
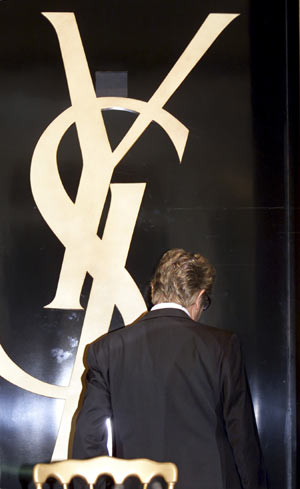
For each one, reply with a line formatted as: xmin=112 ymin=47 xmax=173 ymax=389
xmin=73 ymin=249 xmax=267 ymax=489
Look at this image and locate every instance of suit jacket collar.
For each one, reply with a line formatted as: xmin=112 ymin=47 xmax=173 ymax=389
xmin=140 ymin=308 xmax=191 ymax=322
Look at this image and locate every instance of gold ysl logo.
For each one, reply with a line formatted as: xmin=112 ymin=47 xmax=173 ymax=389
xmin=0 ymin=12 xmax=239 ymax=460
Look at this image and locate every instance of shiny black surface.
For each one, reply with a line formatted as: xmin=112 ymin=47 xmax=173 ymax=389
xmin=0 ymin=0 xmax=296 ymax=488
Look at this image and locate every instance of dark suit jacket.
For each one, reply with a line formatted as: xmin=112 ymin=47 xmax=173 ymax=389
xmin=73 ymin=308 xmax=267 ymax=489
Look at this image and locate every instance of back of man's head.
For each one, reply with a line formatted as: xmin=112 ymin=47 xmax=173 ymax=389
xmin=151 ymin=248 xmax=215 ymax=308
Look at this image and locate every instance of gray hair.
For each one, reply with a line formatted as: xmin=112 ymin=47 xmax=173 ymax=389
xmin=151 ymin=248 xmax=215 ymax=307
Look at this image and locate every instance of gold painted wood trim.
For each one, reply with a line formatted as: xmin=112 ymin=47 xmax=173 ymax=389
xmin=33 ymin=456 xmax=178 ymax=486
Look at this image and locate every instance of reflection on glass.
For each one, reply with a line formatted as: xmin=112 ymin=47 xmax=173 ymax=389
xmin=106 ymin=417 xmax=113 ymax=455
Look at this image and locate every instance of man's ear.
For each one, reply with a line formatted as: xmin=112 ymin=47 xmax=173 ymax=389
xmin=196 ymin=289 xmax=205 ymax=308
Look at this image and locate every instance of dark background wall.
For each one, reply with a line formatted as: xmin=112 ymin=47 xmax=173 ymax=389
xmin=0 ymin=0 xmax=297 ymax=488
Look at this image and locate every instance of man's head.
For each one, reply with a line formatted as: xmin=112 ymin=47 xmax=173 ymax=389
xmin=151 ymin=248 xmax=216 ymax=320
